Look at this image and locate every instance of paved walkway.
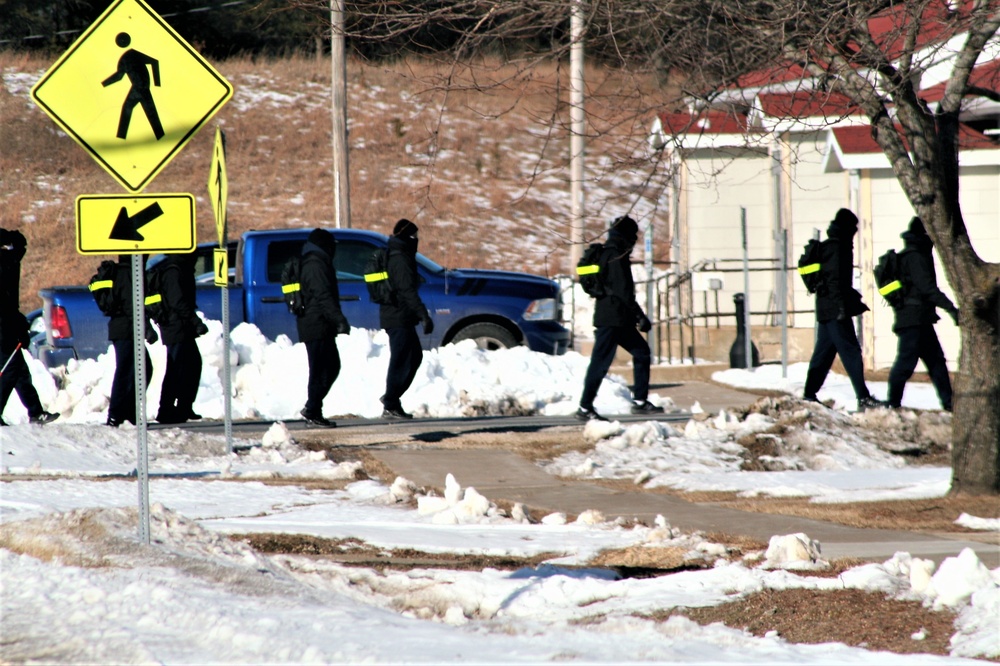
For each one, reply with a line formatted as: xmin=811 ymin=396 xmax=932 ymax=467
xmin=371 ymin=448 xmax=998 ymax=567
xmin=367 ymin=379 xmax=999 ymax=568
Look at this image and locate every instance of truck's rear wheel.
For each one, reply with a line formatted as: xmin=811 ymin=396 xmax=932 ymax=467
xmin=451 ymin=322 xmax=518 ymax=351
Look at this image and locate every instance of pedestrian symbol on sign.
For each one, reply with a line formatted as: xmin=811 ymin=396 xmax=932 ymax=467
xmin=102 ymin=32 xmax=164 ymax=140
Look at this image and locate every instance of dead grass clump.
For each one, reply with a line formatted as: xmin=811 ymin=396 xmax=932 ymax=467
xmin=588 ymin=545 xmax=696 ymax=570
xmin=241 ymin=531 xmax=557 ymax=571
xmin=664 ymin=588 xmax=959 ymax=657
xmin=0 ymin=509 xmax=117 ymax=567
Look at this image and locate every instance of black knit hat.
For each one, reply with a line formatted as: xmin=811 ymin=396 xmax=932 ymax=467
xmin=831 ymin=208 xmax=858 ymax=230
xmin=392 ymin=218 xmax=418 ymax=238
xmin=609 ymin=215 xmax=638 ymax=240
xmin=307 ymin=228 xmax=337 ymax=256
xmin=907 ymin=216 xmax=926 ymax=236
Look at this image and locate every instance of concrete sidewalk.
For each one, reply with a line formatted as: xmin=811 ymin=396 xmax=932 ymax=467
xmin=366 ymin=376 xmax=998 ymax=568
xmin=371 ymin=447 xmax=998 ymax=567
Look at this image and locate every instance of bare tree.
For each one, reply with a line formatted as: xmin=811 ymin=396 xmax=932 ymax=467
xmin=296 ymin=0 xmax=1000 ymax=495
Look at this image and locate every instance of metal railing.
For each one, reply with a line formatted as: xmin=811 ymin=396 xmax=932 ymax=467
xmin=561 ymin=255 xmax=814 ymax=367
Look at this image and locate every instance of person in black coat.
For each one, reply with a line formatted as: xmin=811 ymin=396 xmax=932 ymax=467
xmin=887 ymin=217 xmax=959 ymax=411
xmin=379 ymin=219 xmax=433 ymax=419
xmin=577 ymin=215 xmax=663 ymax=421
xmin=0 ymin=228 xmax=58 ymax=425
xmin=105 ymin=255 xmax=156 ymax=427
xmin=154 ymin=253 xmax=208 ymax=424
xmin=296 ymin=228 xmax=350 ymax=427
xmin=803 ymin=209 xmax=885 ymax=411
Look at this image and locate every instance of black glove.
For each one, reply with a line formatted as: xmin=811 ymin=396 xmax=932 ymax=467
xmin=949 ymin=308 xmax=960 ymax=326
xmin=145 ymin=323 xmax=158 ymax=345
xmin=421 ymin=315 xmax=434 ymax=335
xmin=194 ymin=321 xmax=209 ymax=338
xmin=637 ymin=313 xmax=652 ymax=333
xmin=336 ymin=316 xmax=350 ymax=335
xmin=836 ymin=307 xmax=847 ymax=321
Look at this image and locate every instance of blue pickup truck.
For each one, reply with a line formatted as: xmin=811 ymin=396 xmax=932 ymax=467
xmin=34 ymin=228 xmax=570 ymax=368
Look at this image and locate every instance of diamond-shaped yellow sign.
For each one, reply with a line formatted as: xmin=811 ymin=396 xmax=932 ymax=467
xmin=31 ymin=0 xmax=232 ymax=193
xmin=208 ymin=126 xmax=228 ymax=246
xmin=76 ymin=193 xmax=196 ymax=255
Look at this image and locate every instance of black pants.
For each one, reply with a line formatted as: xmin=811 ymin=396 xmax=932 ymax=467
xmin=580 ymin=325 xmax=651 ymax=409
xmin=0 ymin=345 xmax=43 ymax=419
xmin=804 ymin=318 xmax=871 ymax=400
xmin=158 ymin=337 xmax=202 ymax=416
xmin=383 ymin=326 xmax=423 ymax=410
xmin=109 ymin=338 xmax=153 ymax=424
xmin=304 ymin=336 xmax=341 ymax=417
xmin=888 ymin=324 xmax=952 ymax=410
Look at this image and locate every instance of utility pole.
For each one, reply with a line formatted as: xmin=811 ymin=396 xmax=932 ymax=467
xmin=569 ymin=0 xmax=585 ymax=270
xmin=330 ymin=0 xmax=351 ymax=228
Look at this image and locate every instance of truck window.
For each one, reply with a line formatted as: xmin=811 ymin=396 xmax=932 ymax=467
xmin=266 ymin=239 xmax=380 ymax=283
xmin=333 ymin=240 xmax=379 ymax=282
xmin=267 ymin=241 xmax=305 ymax=283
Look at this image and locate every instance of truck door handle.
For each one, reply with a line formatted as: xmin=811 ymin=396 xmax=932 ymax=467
xmin=341 ymin=295 xmax=360 ymax=301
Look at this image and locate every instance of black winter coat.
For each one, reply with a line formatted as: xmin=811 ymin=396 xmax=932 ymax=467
xmin=593 ymin=233 xmax=645 ymax=328
xmin=815 ymin=229 xmax=868 ymax=323
xmin=156 ymin=256 xmax=201 ymax=346
xmin=892 ymin=232 xmax=956 ymax=332
xmin=295 ymin=241 xmax=349 ymax=342
xmin=107 ymin=262 xmax=156 ymax=342
xmin=0 ymin=235 xmax=29 ymax=355
xmin=379 ymin=235 xmax=429 ymax=330
xmin=0 ymin=305 xmax=28 ymax=356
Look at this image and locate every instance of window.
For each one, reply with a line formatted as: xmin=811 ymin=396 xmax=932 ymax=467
xmin=333 ymin=240 xmax=379 ymax=282
xmin=265 ymin=238 xmax=380 ymax=283
xmin=267 ymin=240 xmax=304 ymax=283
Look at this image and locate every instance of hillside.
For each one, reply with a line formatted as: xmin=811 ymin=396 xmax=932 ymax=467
xmin=1 ymin=52 xmax=673 ymax=314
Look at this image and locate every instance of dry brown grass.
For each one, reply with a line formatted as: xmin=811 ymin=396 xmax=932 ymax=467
xmin=653 ymin=589 xmax=964 ymax=658
xmin=2 ymin=51 xmax=676 ymax=314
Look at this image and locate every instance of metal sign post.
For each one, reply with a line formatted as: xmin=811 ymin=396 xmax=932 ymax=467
xmin=209 ymin=127 xmax=232 ymax=453
xmin=644 ymin=219 xmax=656 ymax=361
xmin=741 ymin=207 xmax=753 ymax=371
xmin=131 ymin=254 xmax=150 ymax=543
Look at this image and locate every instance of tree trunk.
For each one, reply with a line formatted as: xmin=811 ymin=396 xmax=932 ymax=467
xmin=949 ymin=311 xmax=1000 ymax=495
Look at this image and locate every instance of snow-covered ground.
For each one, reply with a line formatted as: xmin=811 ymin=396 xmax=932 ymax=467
xmin=3 ymin=55 xmax=998 ymax=665
xmin=2 ymin=319 xmax=998 ymax=664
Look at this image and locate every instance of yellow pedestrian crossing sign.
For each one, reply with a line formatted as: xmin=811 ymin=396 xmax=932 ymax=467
xmin=30 ymin=0 xmax=233 ymax=193
xmin=76 ymin=193 xmax=196 ymax=255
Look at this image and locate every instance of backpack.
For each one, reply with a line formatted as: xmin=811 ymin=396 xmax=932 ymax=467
xmin=144 ymin=266 xmax=168 ymax=324
xmin=280 ymin=255 xmax=306 ymax=316
xmin=874 ymin=249 xmax=906 ymax=307
xmin=364 ymin=248 xmax=393 ymax=305
xmin=797 ymin=239 xmax=824 ymax=294
xmin=89 ymin=260 xmax=121 ymax=317
xmin=576 ymin=243 xmax=607 ymax=298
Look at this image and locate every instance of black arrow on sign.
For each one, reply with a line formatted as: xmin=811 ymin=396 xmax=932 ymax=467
xmin=109 ymin=202 xmax=164 ymax=241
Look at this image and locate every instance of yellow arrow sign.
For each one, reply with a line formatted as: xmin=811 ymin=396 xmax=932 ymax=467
xmin=208 ymin=126 xmax=228 ymax=246
xmin=214 ymin=248 xmax=229 ymax=287
xmin=76 ymin=193 xmax=196 ymax=255
xmin=31 ymin=0 xmax=233 ymax=193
